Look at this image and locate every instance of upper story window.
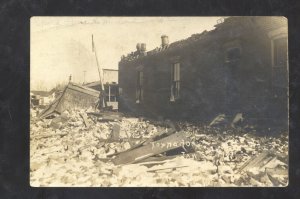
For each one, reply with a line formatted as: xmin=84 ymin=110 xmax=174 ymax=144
xmin=273 ymin=37 xmax=287 ymax=68
xmin=118 ymin=87 xmax=123 ymax=99
xmin=267 ymin=26 xmax=288 ymax=92
xmin=225 ymin=47 xmax=241 ymax=62
xmin=170 ymin=62 xmax=180 ymax=102
xmin=223 ymin=40 xmax=242 ymax=63
xmin=267 ymin=26 xmax=288 ymax=69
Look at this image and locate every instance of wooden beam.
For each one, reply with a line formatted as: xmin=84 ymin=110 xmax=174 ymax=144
xmin=31 ymin=132 xmax=68 ymax=140
xmin=80 ymin=113 xmax=91 ymax=128
xmin=146 ymin=165 xmax=188 ymax=172
xmin=112 ymin=132 xmax=190 ymax=165
xmin=107 ymin=127 xmax=176 ymax=157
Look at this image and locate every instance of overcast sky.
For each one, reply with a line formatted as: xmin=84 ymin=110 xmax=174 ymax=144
xmin=31 ymin=17 xmax=221 ymax=91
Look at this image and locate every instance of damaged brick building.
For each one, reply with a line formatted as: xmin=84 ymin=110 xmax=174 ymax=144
xmin=118 ymin=17 xmax=288 ymax=124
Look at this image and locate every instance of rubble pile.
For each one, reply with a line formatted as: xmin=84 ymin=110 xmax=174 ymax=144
xmin=30 ymin=108 xmax=288 ymax=187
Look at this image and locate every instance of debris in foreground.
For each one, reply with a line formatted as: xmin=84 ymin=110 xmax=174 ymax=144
xmin=30 ymin=108 xmax=288 ymax=187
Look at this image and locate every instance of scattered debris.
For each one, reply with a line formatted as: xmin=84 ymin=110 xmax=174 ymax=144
xmin=31 ymin=132 xmax=68 ymax=140
xmin=231 ymin=113 xmax=244 ymax=128
xmin=209 ymin=114 xmax=228 ymax=127
xmin=30 ymin=107 xmax=288 ymax=187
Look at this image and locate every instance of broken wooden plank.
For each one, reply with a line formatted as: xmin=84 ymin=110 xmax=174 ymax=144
xmin=111 ymin=123 xmax=120 ymax=140
xmin=97 ymin=137 xmax=145 ymax=143
xmin=237 ymin=152 xmax=269 ymax=173
xmin=112 ymin=132 xmax=190 ymax=165
xmin=87 ymin=112 xmax=123 ymax=121
xmin=107 ymin=127 xmax=176 ymax=157
xmin=106 ymin=139 xmax=147 ymax=157
xmin=144 ymin=127 xmax=176 ymax=144
xmin=97 ymin=116 xmax=122 ymax=122
xmin=146 ymin=165 xmax=189 ymax=172
xmin=87 ymin=111 xmax=123 ymax=117
xmin=237 ymin=151 xmax=284 ymax=173
xmin=80 ymin=113 xmax=91 ymax=128
xmin=87 ymin=111 xmax=122 ymax=122
xmin=97 ymin=137 xmax=146 ymax=144
xmin=31 ymin=132 xmax=68 ymax=140
xmin=134 ymin=155 xmax=178 ymax=165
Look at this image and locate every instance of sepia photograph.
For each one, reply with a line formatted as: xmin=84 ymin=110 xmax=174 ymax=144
xmin=30 ymin=16 xmax=288 ymax=187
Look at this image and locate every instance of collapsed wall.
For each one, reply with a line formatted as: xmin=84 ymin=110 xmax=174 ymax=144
xmin=38 ymin=82 xmax=100 ymax=119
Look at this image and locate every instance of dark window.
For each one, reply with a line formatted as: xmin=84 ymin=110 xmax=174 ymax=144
xmin=170 ymin=63 xmax=180 ymax=101
xmin=136 ymin=71 xmax=143 ymax=103
xmin=272 ymin=37 xmax=288 ymax=96
xmin=225 ymin=47 xmax=241 ymax=62
xmin=106 ymin=96 xmax=117 ymax=102
xmin=104 ymin=85 xmax=118 ymax=102
xmin=274 ymin=37 xmax=287 ymax=68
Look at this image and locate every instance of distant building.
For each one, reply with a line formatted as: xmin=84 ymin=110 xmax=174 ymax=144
xmin=84 ymin=69 xmax=119 ymax=110
xmin=103 ymin=69 xmax=118 ymax=84
xmin=118 ymin=17 xmax=288 ymax=123
xmin=30 ymin=90 xmax=56 ymax=107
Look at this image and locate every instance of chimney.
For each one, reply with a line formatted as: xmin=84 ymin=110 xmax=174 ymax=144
xmin=141 ymin=43 xmax=146 ymax=52
xmin=136 ymin=43 xmax=142 ymax=52
xmin=161 ymin=35 xmax=169 ymax=47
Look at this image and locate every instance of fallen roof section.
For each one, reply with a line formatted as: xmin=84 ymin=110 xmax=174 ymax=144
xmin=38 ymin=82 xmax=100 ymax=119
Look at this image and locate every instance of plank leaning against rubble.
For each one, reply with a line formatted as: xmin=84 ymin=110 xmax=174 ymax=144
xmin=106 ymin=120 xmax=178 ymax=158
xmin=112 ymin=131 xmax=191 ymax=165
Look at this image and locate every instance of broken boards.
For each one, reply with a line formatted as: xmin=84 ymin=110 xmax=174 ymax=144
xmin=112 ymin=132 xmax=190 ymax=165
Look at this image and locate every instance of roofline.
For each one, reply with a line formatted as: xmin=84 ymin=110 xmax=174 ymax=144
xmin=103 ymin=68 xmax=118 ymax=71
xmin=120 ymin=16 xmax=287 ymax=64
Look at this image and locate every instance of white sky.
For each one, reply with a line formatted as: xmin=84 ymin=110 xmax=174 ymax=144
xmin=31 ymin=17 xmax=221 ymax=91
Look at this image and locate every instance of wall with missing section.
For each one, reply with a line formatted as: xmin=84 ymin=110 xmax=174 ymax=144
xmin=119 ymin=17 xmax=288 ymax=123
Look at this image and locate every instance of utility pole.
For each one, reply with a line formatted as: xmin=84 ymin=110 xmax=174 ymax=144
xmin=92 ymin=34 xmax=106 ymax=109
xmin=69 ymin=74 xmax=72 ymax=83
